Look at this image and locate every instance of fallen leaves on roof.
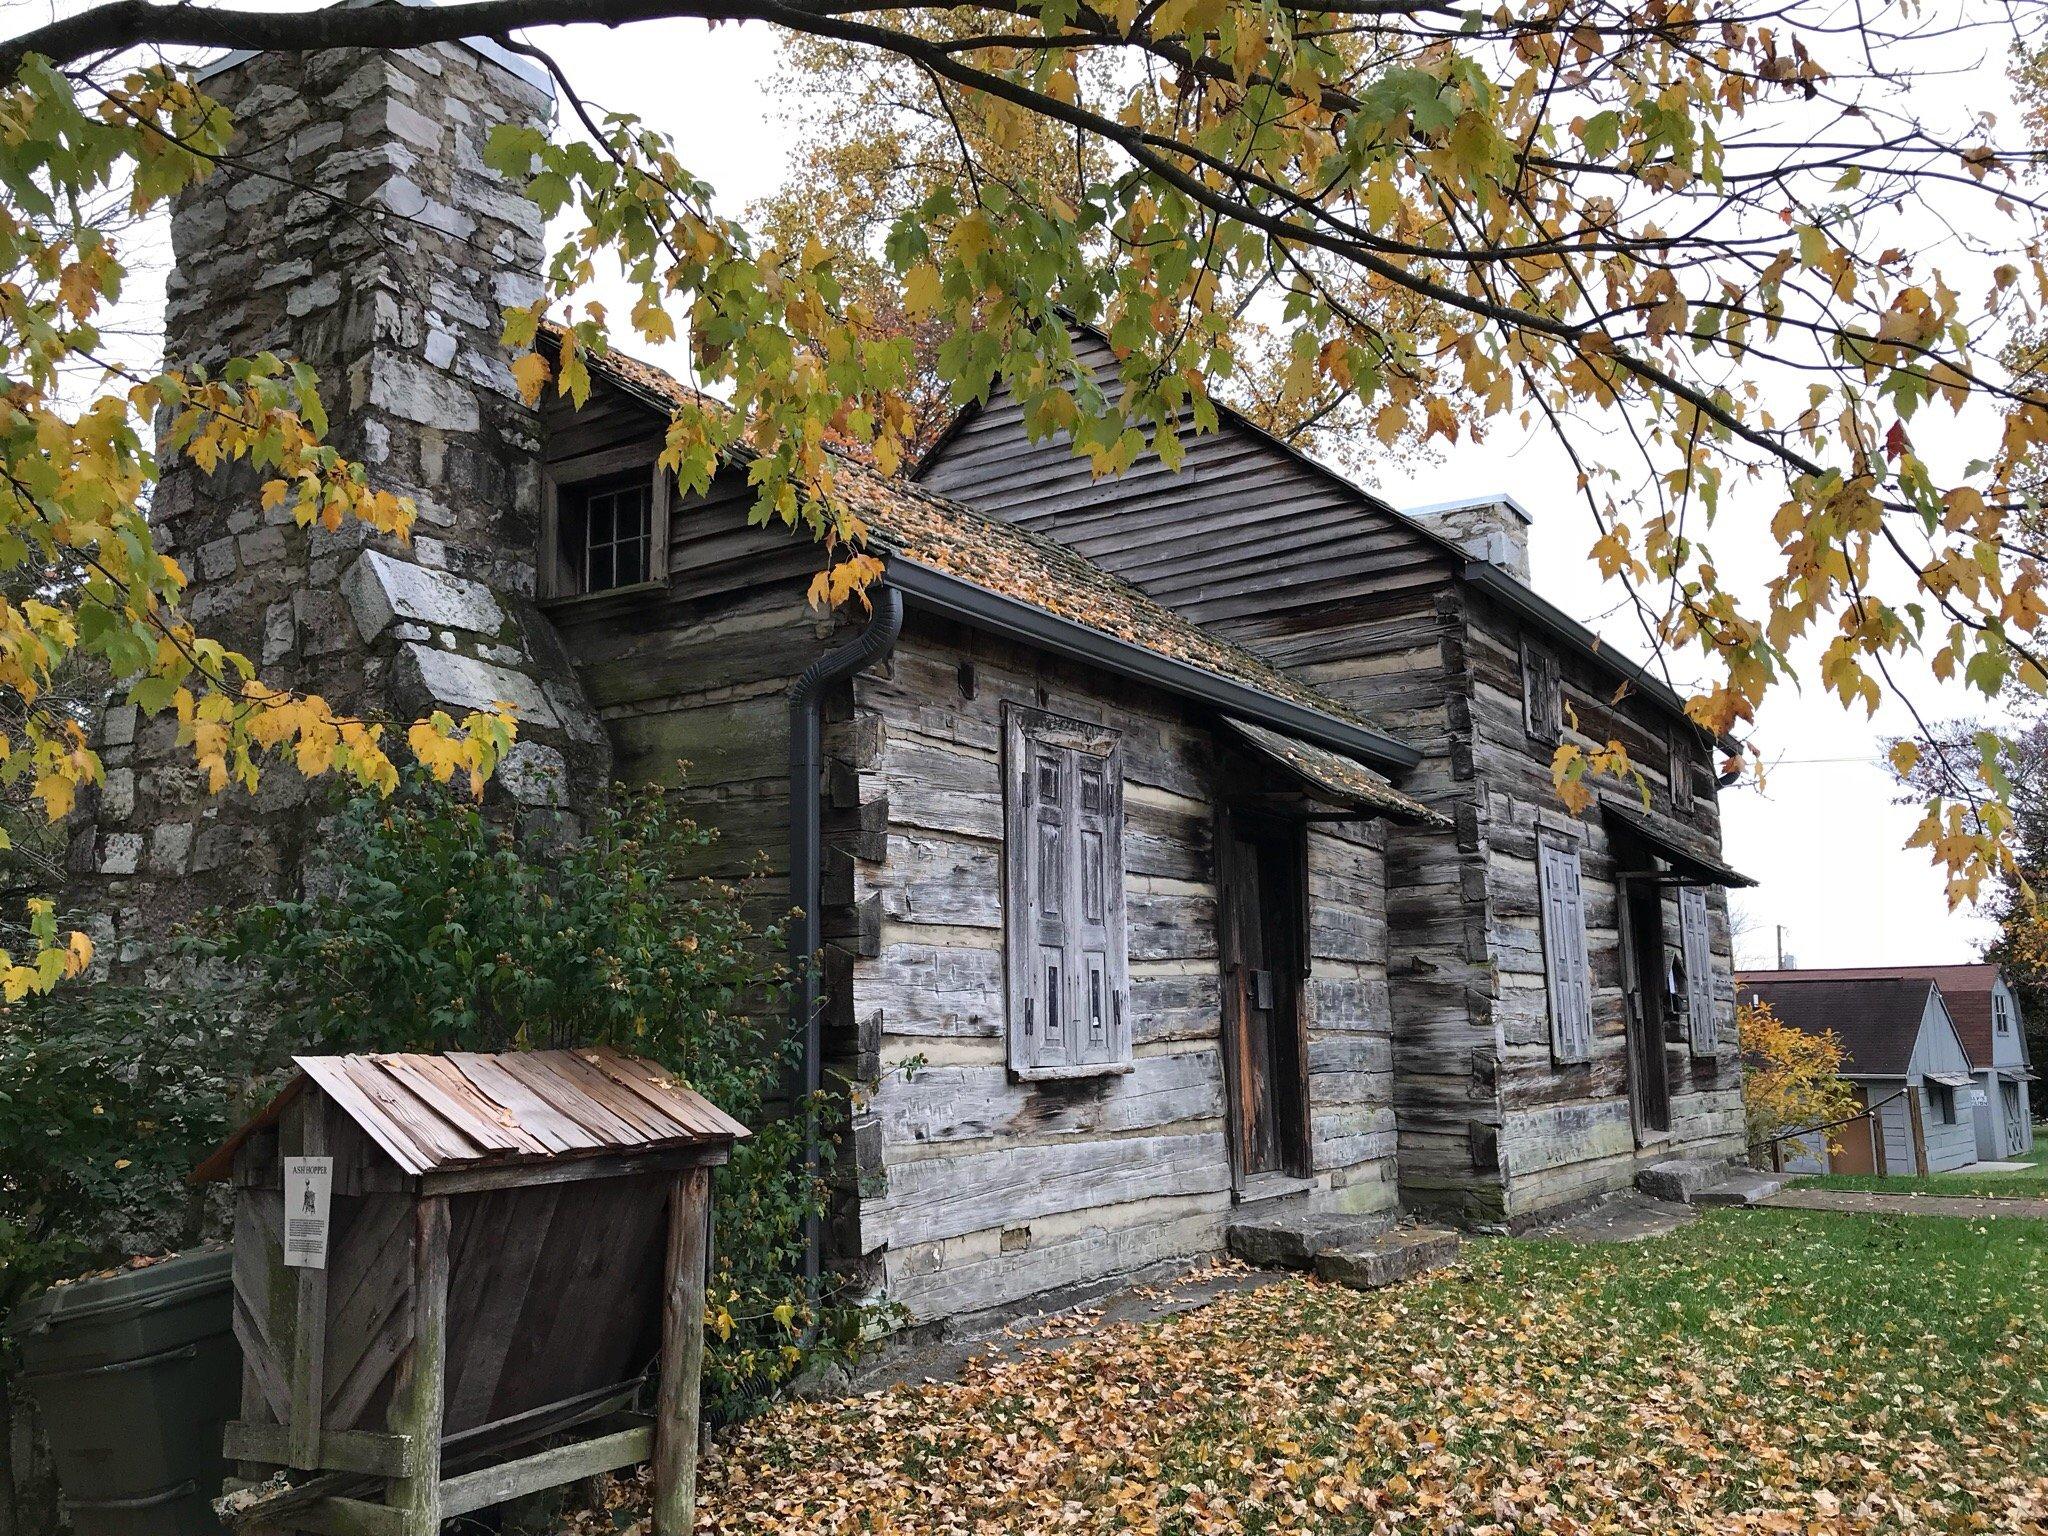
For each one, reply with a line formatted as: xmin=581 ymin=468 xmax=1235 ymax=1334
xmin=562 ymin=328 xmax=1414 ymax=774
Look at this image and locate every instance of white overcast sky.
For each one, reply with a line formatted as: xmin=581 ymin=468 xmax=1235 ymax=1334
xmin=19 ymin=2 xmax=2027 ymax=969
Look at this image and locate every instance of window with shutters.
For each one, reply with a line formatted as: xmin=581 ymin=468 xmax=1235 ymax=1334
xmin=1679 ymin=885 xmax=1717 ymax=1056
xmin=1523 ymin=638 xmax=1562 ymax=744
xmin=1537 ymin=838 xmax=1593 ymax=1062
xmin=1003 ymin=705 xmax=1131 ymax=1078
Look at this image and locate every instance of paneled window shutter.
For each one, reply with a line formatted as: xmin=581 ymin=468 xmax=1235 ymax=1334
xmin=1523 ymin=639 xmax=1562 ymax=743
xmin=1004 ymin=705 xmax=1130 ymax=1078
xmin=1537 ymin=840 xmax=1593 ymax=1062
xmin=1680 ymin=886 xmax=1717 ymax=1056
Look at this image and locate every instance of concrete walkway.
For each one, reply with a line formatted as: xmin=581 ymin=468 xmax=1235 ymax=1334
xmin=1761 ymin=1187 xmax=2048 ymax=1221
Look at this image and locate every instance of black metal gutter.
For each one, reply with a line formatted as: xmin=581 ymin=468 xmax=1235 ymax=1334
xmin=883 ymin=558 xmax=1421 ymax=773
xmin=788 ymin=584 xmax=903 ymax=1311
xmin=1460 ymin=560 xmax=1744 ymax=757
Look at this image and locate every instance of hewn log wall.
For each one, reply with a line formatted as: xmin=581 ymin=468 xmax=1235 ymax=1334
xmin=847 ymin=616 xmax=1399 ymax=1320
xmin=1463 ymin=592 xmax=1744 ymax=1217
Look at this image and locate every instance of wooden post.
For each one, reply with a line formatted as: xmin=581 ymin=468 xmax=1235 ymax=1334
xmin=389 ymin=1196 xmax=449 ymax=1536
xmin=652 ymin=1168 xmax=712 ymax=1536
xmin=287 ymin=1101 xmax=328 ymax=1471
xmin=1907 ymin=1085 xmax=1929 ymax=1177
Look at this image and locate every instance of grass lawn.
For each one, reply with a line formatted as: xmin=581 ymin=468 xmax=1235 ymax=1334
xmin=577 ymin=1209 xmax=2048 ymax=1534
xmin=1795 ymin=1130 xmax=2048 ymax=1199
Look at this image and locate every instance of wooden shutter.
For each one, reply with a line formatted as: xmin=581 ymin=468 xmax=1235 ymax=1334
xmin=1680 ymin=886 xmax=1716 ymax=1056
xmin=1522 ymin=639 xmax=1562 ymax=743
xmin=1537 ymin=840 xmax=1593 ymax=1062
xmin=1669 ymin=729 xmax=1696 ymax=813
xmin=1004 ymin=706 xmax=1129 ymax=1078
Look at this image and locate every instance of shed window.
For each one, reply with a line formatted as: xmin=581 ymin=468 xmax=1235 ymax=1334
xmin=1679 ymin=886 xmax=1716 ymax=1057
xmin=1995 ymin=992 xmax=2013 ymax=1034
xmin=1004 ymin=704 xmax=1129 ymax=1078
xmin=1523 ymin=638 xmax=1562 ymax=744
xmin=541 ymin=462 xmax=671 ymax=600
xmin=1931 ymin=1081 xmax=1958 ymax=1125
xmin=1537 ymin=838 xmax=1593 ymax=1062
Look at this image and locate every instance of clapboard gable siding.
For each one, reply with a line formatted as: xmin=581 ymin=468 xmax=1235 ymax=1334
xmin=916 ymin=328 xmax=1456 ymax=634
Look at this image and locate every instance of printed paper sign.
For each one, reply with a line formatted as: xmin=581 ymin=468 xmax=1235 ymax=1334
xmin=283 ymin=1156 xmax=333 ymax=1270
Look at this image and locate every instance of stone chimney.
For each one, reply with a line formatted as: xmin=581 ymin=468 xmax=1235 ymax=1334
xmin=72 ymin=36 xmax=609 ymax=974
xmin=1407 ymin=495 xmax=1533 ymax=584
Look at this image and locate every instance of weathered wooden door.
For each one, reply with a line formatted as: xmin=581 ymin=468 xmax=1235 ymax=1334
xmin=1617 ymin=871 xmax=1673 ymax=1138
xmin=1217 ymin=812 xmax=1310 ymax=1186
xmin=2004 ymin=1080 xmax=2027 ymax=1155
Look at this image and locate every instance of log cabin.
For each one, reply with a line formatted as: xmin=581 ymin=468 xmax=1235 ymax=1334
xmin=537 ymin=339 xmax=1446 ymax=1318
xmin=917 ymin=325 xmax=1757 ymax=1227
xmin=86 ymin=33 xmax=1757 ymax=1330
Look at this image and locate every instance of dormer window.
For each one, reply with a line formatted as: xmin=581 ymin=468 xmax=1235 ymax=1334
xmin=540 ymin=460 xmax=671 ymax=601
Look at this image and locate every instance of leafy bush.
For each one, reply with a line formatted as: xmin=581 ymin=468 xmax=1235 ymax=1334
xmin=0 ymin=986 xmax=278 ymax=1530
xmin=1739 ymin=997 xmax=1862 ymax=1166
xmin=191 ymin=778 xmax=835 ymax=1415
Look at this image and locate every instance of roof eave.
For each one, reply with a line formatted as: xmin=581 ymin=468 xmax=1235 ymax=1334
xmin=1461 ymin=561 xmax=1743 ymax=757
xmin=883 ymin=556 xmax=1423 ymax=775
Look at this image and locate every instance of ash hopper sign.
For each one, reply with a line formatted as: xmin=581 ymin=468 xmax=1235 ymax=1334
xmin=283 ymin=1156 xmax=333 ymax=1269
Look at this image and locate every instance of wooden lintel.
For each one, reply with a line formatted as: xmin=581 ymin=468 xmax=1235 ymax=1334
xmin=437 ymin=1424 xmax=654 ymax=1520
xmin=276 ymin=1495 xmax=409 ymax=1536
xmin=223 ymin=1422 xmax=416 ymax=1479
xmin=420 ymin=1144 xmax=726 ymax=1197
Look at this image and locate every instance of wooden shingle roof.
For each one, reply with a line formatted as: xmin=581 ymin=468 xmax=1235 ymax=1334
xmin=193 ymin=1046 xmax=749 ymax=1183
xmin=552 ymin=328 xmax=1425 ymax=780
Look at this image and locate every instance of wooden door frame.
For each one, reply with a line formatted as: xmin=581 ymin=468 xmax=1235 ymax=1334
xmin=1614 ymin=862 xmax=1674 ymax=1145
xmin=1214 ymin=805 xmax=1313 ymax=1196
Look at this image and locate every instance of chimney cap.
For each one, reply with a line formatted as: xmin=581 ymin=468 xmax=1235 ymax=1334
xmin=1405 ymin=492 xmax=1535 ymax=528
xmin=193 ymin=0 xmax=555 ymax=97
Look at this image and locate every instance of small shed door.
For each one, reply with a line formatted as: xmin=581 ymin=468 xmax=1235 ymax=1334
xmin=2004 ymin=1080 xmax=2028 ymax=1155
xmin=1830 ymin=1084 xmax=1879 ymax=1176
xmin=1217 ymin=811 xmax=1310 ymax=1185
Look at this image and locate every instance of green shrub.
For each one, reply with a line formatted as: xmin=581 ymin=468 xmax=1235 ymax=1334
xmin=190 ymin=777 xmax=838 ymax=1416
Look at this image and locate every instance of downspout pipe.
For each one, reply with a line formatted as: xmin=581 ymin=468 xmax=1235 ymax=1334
xmin=789 ymin=581 xmax=903 ymax=1312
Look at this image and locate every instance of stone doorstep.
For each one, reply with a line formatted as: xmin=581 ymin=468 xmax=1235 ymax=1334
xmin=1225 ymin=1209 xmax=1462 ymax=1292
xmin=1634 ymin=1157 xmax=1725 ymax=1204
xmin=1637 ymin=1158 xmax=1790 ymax=1208
xmin=1312 ymin=1227 xmax=1463 ymax=1291
xmin=1224 ymin=1209 xmax=1393 ymax=1270
xmin=1692 ymin=1171 xmax=1791 ymax=1207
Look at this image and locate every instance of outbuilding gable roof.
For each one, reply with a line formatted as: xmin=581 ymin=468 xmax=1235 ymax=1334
xmin=1740 ymin=976 xmax=1963 ymax=1078
xmin=193 ymin=1047 xmax=749 ymax=1182
xmin=1741 ymin=964 xmax=2014 ymax=1063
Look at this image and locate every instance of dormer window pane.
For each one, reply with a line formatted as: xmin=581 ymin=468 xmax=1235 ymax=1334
xmin=560 ymin=475 xmax=653 ymax=594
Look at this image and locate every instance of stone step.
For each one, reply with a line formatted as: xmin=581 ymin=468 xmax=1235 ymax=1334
xmin=1312 ymin=1227 xmax=1462 ymax=1291
xmin=1635 ymin=1157 xmax=1726 ymax=1204
xmin=1225 ymin=1209 xmax=1391 ymax=1270
xmin=1694 ymin=1171 xmax=1791 ymax=1208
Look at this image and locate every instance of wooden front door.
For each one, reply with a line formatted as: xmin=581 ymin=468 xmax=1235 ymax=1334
xmin=1831 ymin=1084 xmax=1879 ymax=1175
xmin=1618 ymin=870 xmax=1673 ymax=1138
xmin=2004 ymin=1080 xmax=2027 ymax=1155
xmin=1217 ymin=812 xmax=1310 ymax=1186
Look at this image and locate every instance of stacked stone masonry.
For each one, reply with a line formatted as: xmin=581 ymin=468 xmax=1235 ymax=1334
xmin=72 ymin=41 xmax=609 ymax=974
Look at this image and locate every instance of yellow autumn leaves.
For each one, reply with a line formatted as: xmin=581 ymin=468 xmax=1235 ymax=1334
xmin=0 ymin=63 xmax=524 ymax=995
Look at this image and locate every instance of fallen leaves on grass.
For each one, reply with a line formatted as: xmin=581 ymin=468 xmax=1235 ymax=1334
xmin=571 ymin=1211 xmax=2048 ymax=1534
